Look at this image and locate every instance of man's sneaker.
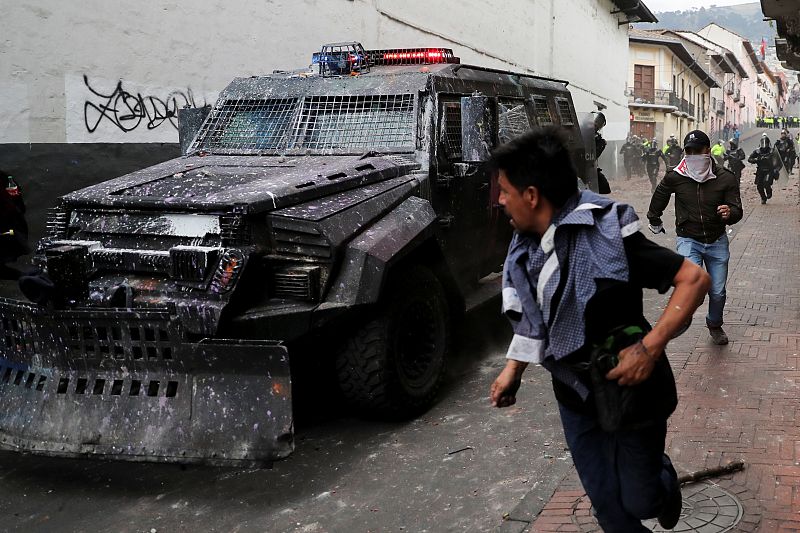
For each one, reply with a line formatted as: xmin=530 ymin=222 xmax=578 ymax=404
xmin=761 ymin=199 xmax=767 ymax=204
xmin=709 ymin=326 xmax=729 ymax=345
xmin=658 ymin=456 xmax=682 ymax=529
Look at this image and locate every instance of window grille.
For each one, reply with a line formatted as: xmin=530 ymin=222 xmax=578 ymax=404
xmin=192 ymin=95 xmax=414 ymax=154
xmin=192 ymin=98 xmax=298 ymax=153
xmin=555 ymin=98 xmax=574 ymax=126
xmin=297 ymin=95 xmax=414 ymax=150
xmin=441 ymin=101 xmax=462 ymax=159
xmin=498 ymin=99 xmax=531 ymax=143
xmin=531 ymin=96 xmax=553 ymax=126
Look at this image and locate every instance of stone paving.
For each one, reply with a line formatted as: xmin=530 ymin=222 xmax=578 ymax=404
xmin=526 ymin=164 xmax=800 ymax=532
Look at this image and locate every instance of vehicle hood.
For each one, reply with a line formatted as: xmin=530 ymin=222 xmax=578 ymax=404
xmin=61 ymin=154 xmax=420 ymax=213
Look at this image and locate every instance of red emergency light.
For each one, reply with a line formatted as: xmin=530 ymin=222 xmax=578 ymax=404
xmin=367 ymin=48 xmax=460 ymax=66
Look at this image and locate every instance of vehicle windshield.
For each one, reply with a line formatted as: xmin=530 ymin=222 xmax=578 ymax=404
xmin=192 ymin=94 xmax=416 ymax=155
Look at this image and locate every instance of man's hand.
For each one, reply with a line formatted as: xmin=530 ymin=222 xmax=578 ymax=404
xmin=717 ymin=204 xmax=731 ymax=221
xmin=648 ymin=223 xmax=665 ymax=235
xmin=490 ymin=361 xmax=526 ymax=408
xmin=605 ymin=341 xmax=657 ymax=386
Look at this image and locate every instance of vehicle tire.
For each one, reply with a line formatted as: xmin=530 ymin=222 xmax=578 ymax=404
xmin=335 ymin=264 xmax=450 ymax=419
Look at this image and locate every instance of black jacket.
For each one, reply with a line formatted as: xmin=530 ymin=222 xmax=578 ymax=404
xmin=664 ymin=144 xmax=683 ymax=166
xmin=776 ymin=137 xmax=796 ymax=156
xmin=748 ymin=148 xmax=777 ymax=177
xmin=642 ymin=147 xmax=665 ymax=168
xmin=724 ymin=147 xmax=746 ymax=173
xmin=647 ymin=161 xmax=743 ymax=244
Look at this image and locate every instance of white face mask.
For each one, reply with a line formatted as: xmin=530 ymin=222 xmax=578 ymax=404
xmin=678 ymin=154 xmax=715 ymax=183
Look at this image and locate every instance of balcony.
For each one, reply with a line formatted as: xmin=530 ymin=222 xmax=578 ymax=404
xmin=627 ymin=88 xmax=679 ymax=109
xmin=733 ymin=91 xmax=741 ymax=102
xmin=688 ymin=103 xmax=696 ymax=118
xmin=715 ymin=100 xmax=725 ymax=114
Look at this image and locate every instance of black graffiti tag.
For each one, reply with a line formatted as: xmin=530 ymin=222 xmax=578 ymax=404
xmin=83 ymin=75 xmax=205 ymax=133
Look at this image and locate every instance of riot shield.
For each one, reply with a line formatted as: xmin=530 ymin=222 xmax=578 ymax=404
xmin=772 ymin=147 xmax=790 ymax=181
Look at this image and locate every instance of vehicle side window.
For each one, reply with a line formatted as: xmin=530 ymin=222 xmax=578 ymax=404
xmin=531 ymin=95 xmax=554 ymax=126
xmin=497 ymin=98 xmax=531 ymax=144
xmin=554 ymin=97 xmax=575 ymax=127
xmin=439 ymin=99 xmax=463 ymax=160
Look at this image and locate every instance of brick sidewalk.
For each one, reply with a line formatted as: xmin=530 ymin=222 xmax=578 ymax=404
xmin=526 ymin=169 xmax=800 ymax=532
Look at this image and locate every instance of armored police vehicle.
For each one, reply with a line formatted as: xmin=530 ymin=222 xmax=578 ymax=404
xmin=0 ymin=42 xmax=598 ymax=465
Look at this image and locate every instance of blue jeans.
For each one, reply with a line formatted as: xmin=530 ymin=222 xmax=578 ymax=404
xmin=559 ymin=404 xmax=678 ymax=532
xmin=676 ymin=234 xmax=729 ymax=328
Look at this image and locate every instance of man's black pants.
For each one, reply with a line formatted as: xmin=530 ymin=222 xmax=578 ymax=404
xmin=755 ymin=171 xmax=774 ymax=202
xmin=645 ymin=165 xmax=659 ymax=192
xmin=559 ymin=403 xmax=678 ymax=532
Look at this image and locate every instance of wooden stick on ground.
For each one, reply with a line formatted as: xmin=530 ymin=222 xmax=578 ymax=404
xmin=677 ymin=460 xmax=745 ymax=485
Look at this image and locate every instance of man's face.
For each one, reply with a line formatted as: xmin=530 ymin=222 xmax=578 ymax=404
xmin=497 ymin=170 xmax=537 ymax=233
xmin=685 ymin=146 xmax=711 ymax=155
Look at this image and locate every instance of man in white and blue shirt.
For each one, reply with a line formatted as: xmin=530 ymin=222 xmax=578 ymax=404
xmin=488 ymin=127 xmax=710 ymax=532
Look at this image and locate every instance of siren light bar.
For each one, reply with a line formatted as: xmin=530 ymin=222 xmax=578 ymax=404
xmin=368 ymin=48 xmax=459 ymax=65
xmin=311 ymin=44 xmax=459 ymax=72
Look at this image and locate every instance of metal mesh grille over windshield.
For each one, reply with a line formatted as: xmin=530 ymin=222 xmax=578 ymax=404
xmin=192 ymin=94 xmax=415 ymax=154
xmin=193 ymin=98 xmax=298 ymax=153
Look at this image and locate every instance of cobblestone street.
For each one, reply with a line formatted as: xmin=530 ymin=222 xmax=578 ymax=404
xmin=528 ymin=144 xmax=800 ymax=532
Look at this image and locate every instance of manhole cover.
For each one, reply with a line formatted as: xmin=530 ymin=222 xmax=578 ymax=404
xmin=643 ymin=481 xmax=743 ymax=532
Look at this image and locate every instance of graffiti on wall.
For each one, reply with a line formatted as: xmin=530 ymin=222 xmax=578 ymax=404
xmin=83 ymin=75 xmax=206 ymax=134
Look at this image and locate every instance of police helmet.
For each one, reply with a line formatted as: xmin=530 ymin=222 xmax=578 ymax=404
xmin=593 ymin=112 xmax=606 ymax=131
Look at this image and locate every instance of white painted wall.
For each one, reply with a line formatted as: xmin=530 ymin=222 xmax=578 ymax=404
xmin=1 ymin=0 xmax=634 ymax=144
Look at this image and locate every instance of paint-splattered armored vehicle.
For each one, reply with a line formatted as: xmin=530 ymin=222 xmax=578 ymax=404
xmin=0 ymin=42 xmax=600 ymax=465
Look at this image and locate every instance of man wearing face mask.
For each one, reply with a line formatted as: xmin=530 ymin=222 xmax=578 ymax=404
xmin=647 ymin=130 xmax=743 ymax=346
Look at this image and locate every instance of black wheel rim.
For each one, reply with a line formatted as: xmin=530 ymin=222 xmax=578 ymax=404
xmin=393 ymin=298 xmax=444 ymax=391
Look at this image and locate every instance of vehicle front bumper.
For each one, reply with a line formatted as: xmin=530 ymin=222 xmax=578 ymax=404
xmin=0 ymin=297 xmax=293 ymax=466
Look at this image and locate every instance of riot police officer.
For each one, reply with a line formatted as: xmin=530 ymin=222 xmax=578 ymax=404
xmin=723 ymin=138 xmax=746 ymax=182
xmin=748 ymin=135 xmax=778 ymax=204
xmin=662 ymin=135 xmax=683 ymax=171
xmin=643 ymin=138 xmax=667 ymax=193
xmin=775 ymin=129 xmax=796 ymax=175
xmin=619 ymin=136 xmax=640 ymax=180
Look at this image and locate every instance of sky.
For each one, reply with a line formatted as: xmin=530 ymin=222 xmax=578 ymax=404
xmin=644 ymin=0 xmax=755 ymax=12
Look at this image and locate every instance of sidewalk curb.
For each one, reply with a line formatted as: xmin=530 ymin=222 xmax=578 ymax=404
xmin=497 ymin=470 xmax=569 ymax=533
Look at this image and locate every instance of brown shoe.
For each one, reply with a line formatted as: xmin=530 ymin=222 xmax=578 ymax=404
xmin=709 ymin=326 xmax=729 ymax=345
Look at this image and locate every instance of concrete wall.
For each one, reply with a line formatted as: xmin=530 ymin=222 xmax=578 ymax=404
xmin=2 ymin=0 xmax=632 ymax=145
xmin=2 ymin=0 xmax=636 ymax=240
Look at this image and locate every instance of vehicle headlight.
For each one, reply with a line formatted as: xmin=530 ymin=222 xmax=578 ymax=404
xmin=210 ymin=249 xmax=245 ymax=294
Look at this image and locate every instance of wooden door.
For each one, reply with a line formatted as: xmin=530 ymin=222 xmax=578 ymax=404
xmin=630 ymin=121 xmax=655 ymax=140
xmin=634 ymin=65 xmax=655 ymax=102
